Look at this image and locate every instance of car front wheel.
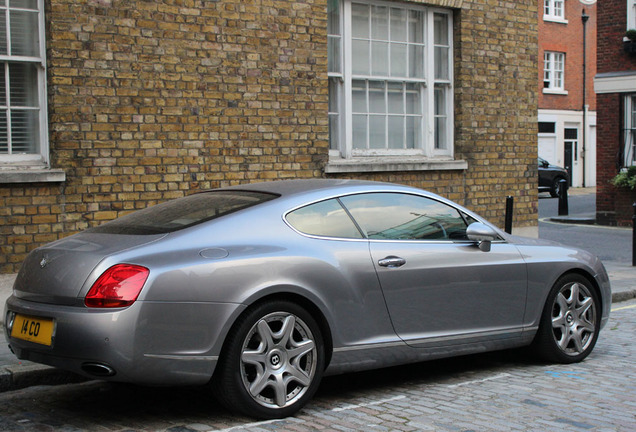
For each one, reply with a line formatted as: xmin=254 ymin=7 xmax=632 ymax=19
xmin=533 ymin=274 xmax=600 ymax=363
xmin=213 ymin=300 xmax=325 ymax=419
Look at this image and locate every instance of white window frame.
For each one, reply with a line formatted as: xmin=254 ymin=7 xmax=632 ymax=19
xmin=543 ymin=51 xmax=567 ymax=95
xmin=328 ymin=0 xmax=454 ymax=161
xmin=625 ymin=94 xmax=636 ymax=167
xmin=628 ymin=0 xmax=636 ymax=31
xmin=0 ymin=0 xmax=49 ymax=166
xmin=544 ymin=0 xmax=567 ymax=23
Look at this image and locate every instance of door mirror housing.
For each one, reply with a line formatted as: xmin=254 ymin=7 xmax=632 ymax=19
xmin=466 ymin=222 xmax=498 ymax=252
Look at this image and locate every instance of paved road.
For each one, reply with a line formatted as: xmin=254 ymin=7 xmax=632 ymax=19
xmin=539 ymin=191 xmax=632 ymax=263
xmin=1 ymin=299 xmax=634 ymax=431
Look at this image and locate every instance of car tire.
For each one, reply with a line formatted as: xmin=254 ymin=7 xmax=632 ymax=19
xmin=213 ymin=300 xmax=325 ymax=419
xmin=533 ymin=274 xmax=601 ymax=364
xmin=550 ymin=177 xmax=564 ymax=198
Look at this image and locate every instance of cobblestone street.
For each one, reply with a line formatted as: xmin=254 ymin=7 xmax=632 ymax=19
xmin=0 ymin=300 xmax=634 ymax=431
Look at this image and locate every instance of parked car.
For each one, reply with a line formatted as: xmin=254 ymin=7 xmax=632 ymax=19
xmin=4 ymin=180 xmax=610 ymax=419
xmin=538 ymin=157 xmax=569 ymax=197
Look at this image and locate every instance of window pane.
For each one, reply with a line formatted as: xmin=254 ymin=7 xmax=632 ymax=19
xmin=0 ymin=64 xmax=5 ymax=106
xmin=0 ymin=110 xmax=7 ymax=153
xmin=371 ymin=5 xmax=388 ymax=40
xmin=388 ymin=82 xmax=403 ymax=114
xmin=0 ymin=13 xmax=6 ymax=55
xmin=371 ymin=41 xmax=388 ymax=75
xmin=435 ymin=116 xmax=446 ymax=150
xmin=434 ymin=14 xmax=448 ymax=45
xmin=388 ymin=116 xmax=404 ymax=149
xmin=390 ymin=43 xmax=407 ymax=77
xmin=434 ymin=14 xmax=449 ymax=80
xmin=352 ymin=39 xmax=369 ymax=75
xmin=405 ymin=83 xmax=419 ymax=114
xmin=408 ymin=10 xmax=423 ymax=44
xmin=10 ymin=10 xmax=39 ymax=57
xmin=434 ymin=86 xmax=447 ymax=150
xmin=328 ymin=36 xmax=341 ymax=73
xmin=327 ymin=0 xmax=340 ymax=35
xmin=409 ymin=44 xmax=424 ymax=78
xmin=10 ymin=1 xmax=38 ymax=9
xmin=351 ymin=3 xmax=369 ymax=38
xmin=435 ymin=47 xmax=449 ymax=80
xmin=328 ymin=78 xmax=340 ymax=150
xmin=369 ymin=115 xmax=385 ymax=149
xmin=390 ymin=8 xmax=407 ymax=42
xmin=352 ymin=80 xmax=366 ymax=112
xmin=327 ymin=0 xmax=341 ymax=73
xmin=369 ymin=81 xmax=385 ymax=113
xmin=406 ymin=116 xmax=419 ymax=149
xmin=286 ymin=199 xmax=363 ymax=239
xmin=352 ymin=114 xmax=367 ymax=149
xmin=9 ymin=62 xmax=38 ymax=107
xmin=10 ymin=109 xmax=39 ymax=153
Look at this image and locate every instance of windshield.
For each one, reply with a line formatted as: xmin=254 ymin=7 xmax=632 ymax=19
xmin=89 ymin=190 xmax=278 ymax=235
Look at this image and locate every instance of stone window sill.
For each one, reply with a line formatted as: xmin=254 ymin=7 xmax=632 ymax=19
xmin=325 ymin=156 xmax=468 ymax=174
xmin=0 ymin=167 xmax=66 ymax=184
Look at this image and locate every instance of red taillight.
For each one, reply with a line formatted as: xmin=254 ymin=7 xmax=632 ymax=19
xmin=85 ymin=264 xmax=149 ymax=308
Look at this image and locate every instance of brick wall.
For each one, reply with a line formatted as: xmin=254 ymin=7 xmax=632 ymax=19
xmin=538 ymin=1 xmax=597 ymax=112
xmin=0 ymin=0 xmax=538 ymax=273
xmin=595 ymin=0 xmax=636 ymax=226
xmin=597 ymin=0 xmax=636 ymax=74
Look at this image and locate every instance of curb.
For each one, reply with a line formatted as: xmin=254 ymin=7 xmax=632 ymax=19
xmin=1 ymin=289 xmax=635 ymax=394
xmin=548 ymin=216 xmax=598 ymax=225
xmin=0 ymin=363 xmax=87 ymax=393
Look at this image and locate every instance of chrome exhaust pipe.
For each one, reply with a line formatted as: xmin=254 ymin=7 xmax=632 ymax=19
xmin=81 ymin=362 xmax=116 ymax=377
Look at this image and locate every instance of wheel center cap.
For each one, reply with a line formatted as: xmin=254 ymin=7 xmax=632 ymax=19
xmin=565 ymin=312 xmax=574 ymax=325
xmin=269 ymin=350 xmax=284 ymax=370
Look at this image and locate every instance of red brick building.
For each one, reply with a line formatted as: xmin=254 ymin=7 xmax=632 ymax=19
xmin=539 ymin=0 xmax=597 ymax=188
xmin=594 ymin=0 xmax=636 ymax=225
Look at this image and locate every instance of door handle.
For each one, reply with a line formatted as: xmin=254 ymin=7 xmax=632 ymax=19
xmin=378 ymin=256 xmax=406 ymax=268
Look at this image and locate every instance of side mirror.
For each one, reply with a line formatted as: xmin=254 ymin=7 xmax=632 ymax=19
xmin=466 ymin=222 xmax=498 ymax=252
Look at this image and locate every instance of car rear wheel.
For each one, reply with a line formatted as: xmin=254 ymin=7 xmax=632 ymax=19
xmin=213 ymin=300 xmax=324 ymax=419
xmin=533 ymin=274 xmax=600 ymax=363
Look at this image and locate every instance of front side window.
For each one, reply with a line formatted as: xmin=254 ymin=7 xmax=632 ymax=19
xmin=328 ymin=0 xmax=453 ymax=159
xmin=0 ymin=0 xmax=47 ymax=165
xmin=340 ymin=193 xmax=470 ymax=241
xmin=543 ymin=51 xmax=565 ymax=91
xmin=544 ymin=0 xmax=564 ymax=21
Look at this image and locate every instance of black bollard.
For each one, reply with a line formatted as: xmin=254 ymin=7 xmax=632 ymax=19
xmin=632 ymin=202 xmax=636 ymax=267
xmin=504 ymin=196 xmax=514 ymax=234
xmin=558 ymin=179 xmax=569 ymax=216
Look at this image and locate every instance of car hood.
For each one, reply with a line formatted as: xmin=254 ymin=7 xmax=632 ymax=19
xmin=13 ymin=232 xmax=166 ymax=306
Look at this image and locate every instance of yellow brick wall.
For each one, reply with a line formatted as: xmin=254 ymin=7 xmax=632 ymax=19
xmin=0 ymin=0 xmax=537 ymax=273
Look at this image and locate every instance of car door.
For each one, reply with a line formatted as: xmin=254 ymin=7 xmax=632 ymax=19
xmin=340 ymin=192 xmax=528 ymax=347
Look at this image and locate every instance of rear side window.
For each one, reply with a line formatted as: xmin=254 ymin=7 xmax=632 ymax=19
xmin=286 ymin=199 xmax=363 ymax=239
xmin=90 ymin=191 xmax=278 ymax=235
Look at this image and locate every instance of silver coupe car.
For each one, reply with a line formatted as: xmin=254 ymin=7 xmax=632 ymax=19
xmin=4 ymin=180 xmax=610 ymax=419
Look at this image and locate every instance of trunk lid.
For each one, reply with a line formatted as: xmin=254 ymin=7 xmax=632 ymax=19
xmin=13 ymin=232 xmax=165 ymax=306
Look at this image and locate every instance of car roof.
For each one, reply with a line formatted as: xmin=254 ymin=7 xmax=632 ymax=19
xmin=216 ymin=179 xmax=412 ymax=198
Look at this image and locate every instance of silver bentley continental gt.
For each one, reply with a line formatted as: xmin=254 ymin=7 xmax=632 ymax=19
xmin=4 ymin=180 xmax=611 ymax=418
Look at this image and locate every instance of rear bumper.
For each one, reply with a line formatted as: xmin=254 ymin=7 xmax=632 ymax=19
xmin=4 ymin=296 xmax=245 ymax=386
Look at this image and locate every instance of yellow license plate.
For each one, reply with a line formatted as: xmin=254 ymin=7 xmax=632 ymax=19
xmin=11 ymin=314 xmax=54 ymax=346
